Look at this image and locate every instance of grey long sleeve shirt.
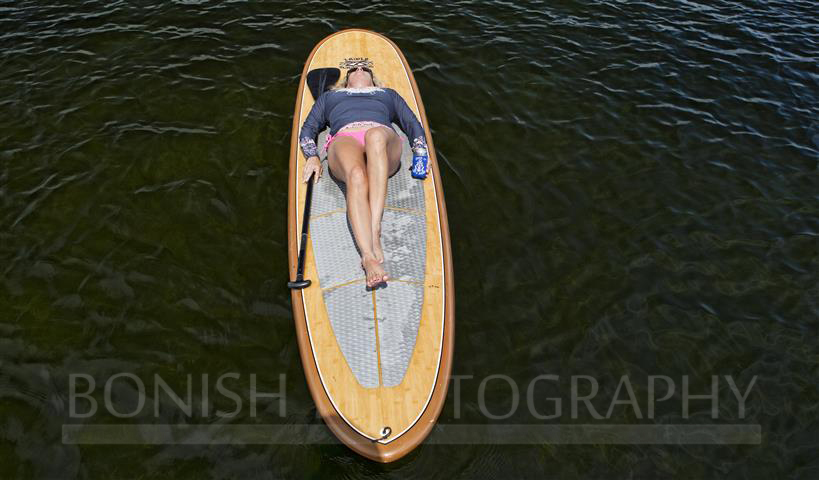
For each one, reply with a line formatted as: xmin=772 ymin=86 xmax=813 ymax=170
xmin=298 ymin=87 xmax=427 ymax=158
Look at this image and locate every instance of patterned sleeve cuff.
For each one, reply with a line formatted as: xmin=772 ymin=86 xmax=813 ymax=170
xmin=299 ymin=137 xmax=318 ymax=158
xmin=411 ymin=137 xmax=427 ymax=151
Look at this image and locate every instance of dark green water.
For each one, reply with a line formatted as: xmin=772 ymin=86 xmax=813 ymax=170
xmin=1 ymin=0 xmax=817 ymax=478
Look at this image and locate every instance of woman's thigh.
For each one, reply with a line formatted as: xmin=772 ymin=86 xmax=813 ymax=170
xmin=328 ymin=136 xmax=366 ymax=183
xmin=365 ymin=126 xmax=403 ymax=176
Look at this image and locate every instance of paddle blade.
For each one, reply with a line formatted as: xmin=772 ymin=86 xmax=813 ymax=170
xmin=306 ymin=68 xmax=340 ymax=100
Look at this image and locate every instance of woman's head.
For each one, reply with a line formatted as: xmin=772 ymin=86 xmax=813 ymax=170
xmin=335 ymin=66 xmax=382 ymax=89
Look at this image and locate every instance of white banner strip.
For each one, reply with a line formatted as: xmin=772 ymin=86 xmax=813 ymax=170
xmin=62 ymin=424 xmax=761 ymax=445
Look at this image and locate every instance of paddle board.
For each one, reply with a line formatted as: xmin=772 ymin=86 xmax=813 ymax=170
xmin=287 ymin=29 xmax=455 ymax=462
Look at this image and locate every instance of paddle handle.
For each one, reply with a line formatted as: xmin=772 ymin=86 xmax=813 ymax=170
xmin=288 ymin=171 xmax=316 ymax=289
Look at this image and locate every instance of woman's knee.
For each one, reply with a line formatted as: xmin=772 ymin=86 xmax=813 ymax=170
xmin=346 ymin=164 xmax=368 ymax=188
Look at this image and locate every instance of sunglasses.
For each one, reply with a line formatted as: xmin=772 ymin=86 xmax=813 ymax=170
xmin=346 ymin=66 xmax=373 ymax=77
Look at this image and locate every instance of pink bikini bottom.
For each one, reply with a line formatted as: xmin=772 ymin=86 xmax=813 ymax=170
xmin=324 ymin=129 xmax=368 ymax=151
xmin=324 ymin=121 xmax=390 ymax=153
xmin=323 ymin=126 xmax=401 ymax=179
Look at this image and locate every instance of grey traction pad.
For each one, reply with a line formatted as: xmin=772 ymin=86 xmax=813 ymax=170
xmin=309 ymin=125 xmax=426 ymax=388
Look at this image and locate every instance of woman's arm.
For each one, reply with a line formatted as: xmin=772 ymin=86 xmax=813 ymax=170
xmin=298 ymin=92 xmax=329 ymax=159
xmin=390 ymin=89 xmax=427 ymax=150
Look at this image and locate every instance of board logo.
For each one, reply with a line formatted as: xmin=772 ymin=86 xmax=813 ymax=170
xmin=339 ymin=57 xmax=374 ymax=69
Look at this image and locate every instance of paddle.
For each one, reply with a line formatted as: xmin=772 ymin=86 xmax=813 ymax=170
xmin=288 ymin=171 xmax=316 ymax=290
xmin=287 ymin=69 xmax=338 ymax=290
xmin=306 ymin=67 xmax=340 ymax=100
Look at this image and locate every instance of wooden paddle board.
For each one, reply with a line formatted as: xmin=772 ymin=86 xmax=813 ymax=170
xmin=287 ymin=29 xmax=455 ymax=462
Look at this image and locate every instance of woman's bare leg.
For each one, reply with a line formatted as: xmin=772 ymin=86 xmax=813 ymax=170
xmin=364 ymin=126 xmax=403 ymax=263
xmin=328 ymin=136 xmax=388 ymax=287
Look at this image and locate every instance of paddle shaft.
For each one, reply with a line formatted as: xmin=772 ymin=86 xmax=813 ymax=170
xmin=289 ymin=68 xmax=338 ymax=289
xmin=288 ymin=171 xmax=316 ymax=289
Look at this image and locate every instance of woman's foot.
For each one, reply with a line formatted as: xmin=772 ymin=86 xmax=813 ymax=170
xmin=362 ymin=254 xmax=388 ymax=287
xmin=372 ymin=226 xmax=384 ymax=263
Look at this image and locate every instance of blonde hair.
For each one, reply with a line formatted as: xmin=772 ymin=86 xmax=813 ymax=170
xmin=332 ymin=70 xmax=383 ymax=90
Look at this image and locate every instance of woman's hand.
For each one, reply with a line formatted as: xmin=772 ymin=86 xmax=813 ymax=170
xmin=303 ymin=156 xmax=322 ymax=183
